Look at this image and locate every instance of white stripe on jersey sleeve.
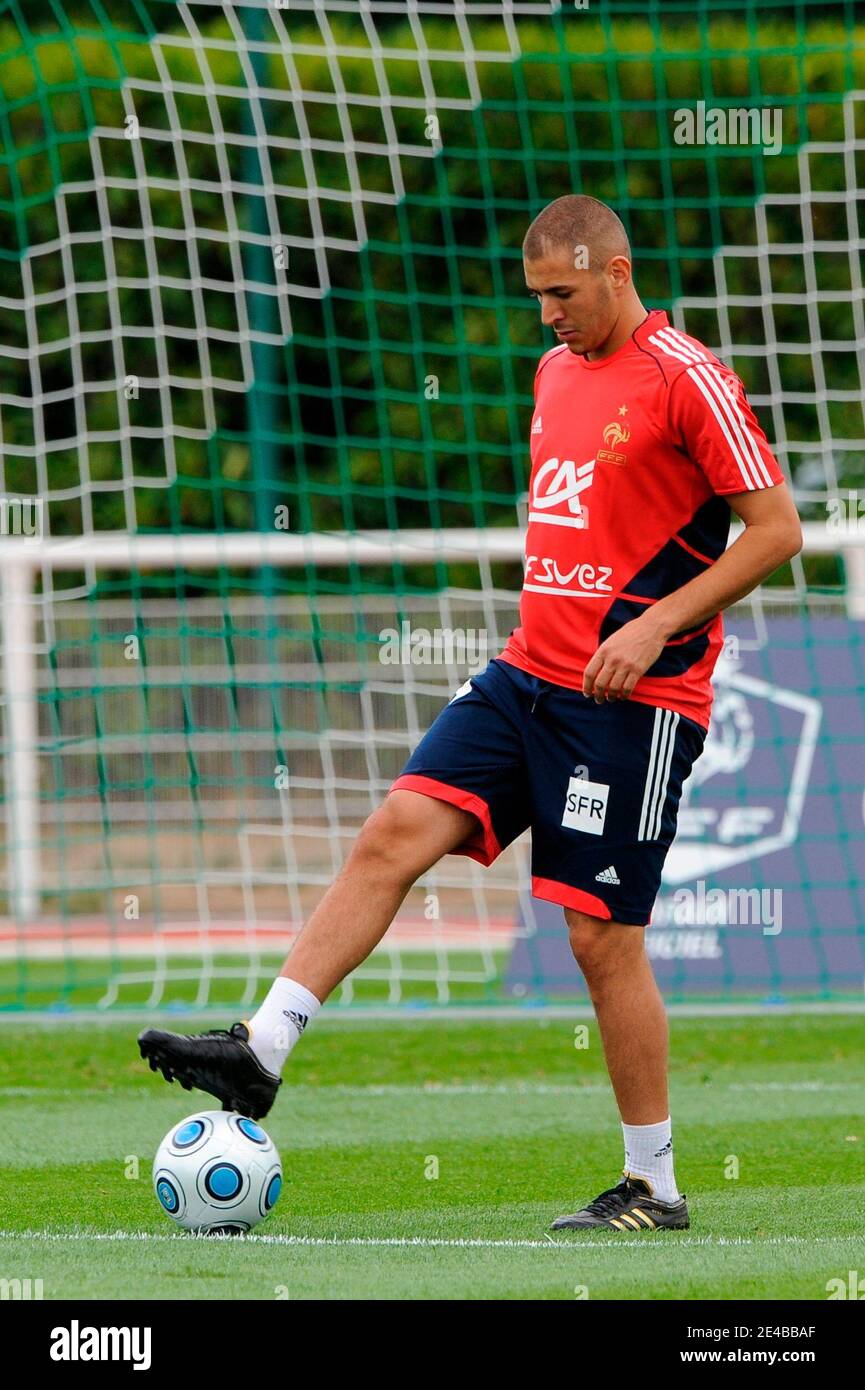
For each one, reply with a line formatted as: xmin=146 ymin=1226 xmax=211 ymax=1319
xmin=691 ymin=363 xmax=774 ymax=488
xmin=657 ymin=326 xmax=706 ymax=364
xmin=649 ymin=328 xmax=775 ymax=490
xmin=648 ymin=331 xmax=695 ymax=366
xmin=684 ymin=366 xmax=764 ymax=490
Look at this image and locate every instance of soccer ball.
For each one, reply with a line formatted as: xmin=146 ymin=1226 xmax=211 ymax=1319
xmin=152 ymin=1110 xmax=282 ymax=1234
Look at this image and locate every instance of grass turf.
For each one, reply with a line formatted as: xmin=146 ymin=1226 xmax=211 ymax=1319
xmin=0 ymin=1014 xmax=862 ymax=1300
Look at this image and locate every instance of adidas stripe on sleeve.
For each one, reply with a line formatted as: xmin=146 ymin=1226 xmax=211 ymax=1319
xmin=660 ymin=332 xmax=784 ymax=495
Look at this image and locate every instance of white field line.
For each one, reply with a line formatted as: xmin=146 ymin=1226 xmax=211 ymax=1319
xmin=0 ymin=1080 xmax=859 ymax=1099
xmin=4 ymin=1002 xmax=865 ymax=1024
xmin=0 ymin=1082 xmax=612 ymax=1098
xmin=728 ymin=1081 xmax=859 ymax=1092
xmin=0 ymin=1229 xmax=861 ymax=1252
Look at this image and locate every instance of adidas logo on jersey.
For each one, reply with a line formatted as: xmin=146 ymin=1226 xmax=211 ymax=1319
xmin=531 ymin=414 xmax=543 ymax=434
xmin=595 ymin=865 xmax=620 ymax=885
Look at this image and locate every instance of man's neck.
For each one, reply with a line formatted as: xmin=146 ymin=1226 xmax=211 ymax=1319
xmin=585 ymin=299 xmax=649 ymax=361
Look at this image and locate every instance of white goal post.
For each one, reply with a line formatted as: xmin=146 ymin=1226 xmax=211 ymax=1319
xmin=1 ymin=521 xmax=862 ymax=921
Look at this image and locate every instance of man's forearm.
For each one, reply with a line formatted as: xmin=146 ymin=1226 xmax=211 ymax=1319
xmin=643 ymin=523 xmax=800 ymax=643
xmin=581 ymin=485 xmax=802 ymax=701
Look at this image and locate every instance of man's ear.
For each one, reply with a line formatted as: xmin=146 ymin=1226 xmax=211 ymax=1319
xmin=607 ymin=254 xmax=632 ymax=290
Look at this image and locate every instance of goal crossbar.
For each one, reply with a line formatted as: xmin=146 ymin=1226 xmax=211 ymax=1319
xmin=0 ymin=522 xmax=861 ymax=921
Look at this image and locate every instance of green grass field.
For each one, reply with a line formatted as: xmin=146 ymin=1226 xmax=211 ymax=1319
xmin=0 ymin=1013 xmax=863 ymax=1300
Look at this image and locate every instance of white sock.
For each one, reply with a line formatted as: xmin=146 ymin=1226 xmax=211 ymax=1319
xmin=245 ymin=977 xmax=321 ymax=1076
xmin=621 ymin=1117 xmax=679 ymax=1203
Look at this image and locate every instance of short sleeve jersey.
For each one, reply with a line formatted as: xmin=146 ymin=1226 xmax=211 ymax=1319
xmin=497 ymin=309 xmax=785 ymax=728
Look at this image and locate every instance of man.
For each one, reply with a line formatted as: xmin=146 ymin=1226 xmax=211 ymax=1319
xmin=139 ymin=195 xmax=802 ymax=1233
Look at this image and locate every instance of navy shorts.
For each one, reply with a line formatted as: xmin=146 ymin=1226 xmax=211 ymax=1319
xmin=391 ymin=658 xmax=706 ymax=926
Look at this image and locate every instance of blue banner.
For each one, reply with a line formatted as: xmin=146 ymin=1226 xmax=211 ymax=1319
xmin=506 ymin=615 xmax=865 ymax=1000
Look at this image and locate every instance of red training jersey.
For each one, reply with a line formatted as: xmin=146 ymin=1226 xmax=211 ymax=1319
xmin=498 ymin=309 xmax=785 ymax=729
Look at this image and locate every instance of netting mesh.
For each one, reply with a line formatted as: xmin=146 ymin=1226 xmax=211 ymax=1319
xmin=0 ymin=0 xmax=864 ymax=1009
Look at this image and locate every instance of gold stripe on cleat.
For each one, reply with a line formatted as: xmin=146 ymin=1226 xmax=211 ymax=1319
xmin=608 ymin=1218 xmax=628 ymax=1231
xmin=631 ymin=1207 xmax=657 ymax=1229
xmin=618 ymin=1213 xmax=642 ymax=1231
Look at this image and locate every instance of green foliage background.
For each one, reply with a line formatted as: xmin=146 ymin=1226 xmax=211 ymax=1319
xmin=0 ymin=0 xmax=862 ymax=545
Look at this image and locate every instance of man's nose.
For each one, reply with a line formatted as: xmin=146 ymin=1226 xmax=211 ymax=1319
xmin=540 ymin=298 xmax=563 ymax=326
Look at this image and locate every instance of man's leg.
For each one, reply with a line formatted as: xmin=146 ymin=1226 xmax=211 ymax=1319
xmin=550 ymin=907 xmax=687 ymax=1230
xmin=138 ymin=790 xmax=478 ymax=1115
xmin=278 ymin=790 xmax=477 ymax=1003
xmin=139 ymin=658 xmax=530 ymax=1116
xmin=240 ymin=791 xmax=477 ymax=1073
xmin=565 ymin=908 xmax=668 ymax=1124
xmin=563 ymin=906 xmax=681 ymax=1209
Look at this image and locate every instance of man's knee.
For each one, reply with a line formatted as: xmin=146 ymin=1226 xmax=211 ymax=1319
xmin=349 ymin=798 xmax=415 ymax=878
xmin=565 ymin=907 xmax=643 ymax=983
xmin=348 ymin=790 xmax=469 ymax=884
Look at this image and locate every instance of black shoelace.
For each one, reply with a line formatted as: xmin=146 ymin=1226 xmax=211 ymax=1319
xmin=583 ymin=1180 xmax=634 ymax=1218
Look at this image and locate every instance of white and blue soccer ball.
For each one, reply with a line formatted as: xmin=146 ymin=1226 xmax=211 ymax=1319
xmin=152 ymin=1110 xmax=282 ymax=1234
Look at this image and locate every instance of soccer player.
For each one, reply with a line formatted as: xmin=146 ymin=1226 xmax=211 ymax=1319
xmin=139 ymin=195 xmax=802 ymax=1233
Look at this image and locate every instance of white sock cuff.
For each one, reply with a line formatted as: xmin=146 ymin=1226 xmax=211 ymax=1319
xmin=622 ymin=1117 xmax=671 ymax=1143
xmin=273 ymin=976 xmax=322 ymax=1019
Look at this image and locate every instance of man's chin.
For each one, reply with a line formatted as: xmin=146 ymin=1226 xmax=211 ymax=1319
xmin=555 ymin=330 xmax=588 ymax=353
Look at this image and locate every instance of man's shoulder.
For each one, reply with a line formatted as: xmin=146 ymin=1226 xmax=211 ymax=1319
xmin=635 ymin=316 xmax=738 ymax=393
xmin=530 ymin=316 xmax=740 ymax=397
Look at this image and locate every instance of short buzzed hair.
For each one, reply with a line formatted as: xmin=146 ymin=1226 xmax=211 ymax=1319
xmin=522 ymin=195 xmax=630 ymax=271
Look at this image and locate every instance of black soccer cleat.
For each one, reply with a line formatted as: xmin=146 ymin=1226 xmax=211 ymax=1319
xmin=550 ymin=1173 xmax=689 ymax=1232
xmin=137 ymin=1021 xmax=281 ymax=1120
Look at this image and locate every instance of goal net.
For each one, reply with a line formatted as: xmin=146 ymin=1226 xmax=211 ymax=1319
xmin=1 ymin=0 xmax=863 ymax=1012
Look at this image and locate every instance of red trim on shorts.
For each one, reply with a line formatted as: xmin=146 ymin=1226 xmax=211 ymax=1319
xmin=532 ymin=877 xmax=650 ymax=925
xmin=389 ymin=774 xmax=502 ymax=866
xmin=531 ymin=876 xmax=612 ymax=919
